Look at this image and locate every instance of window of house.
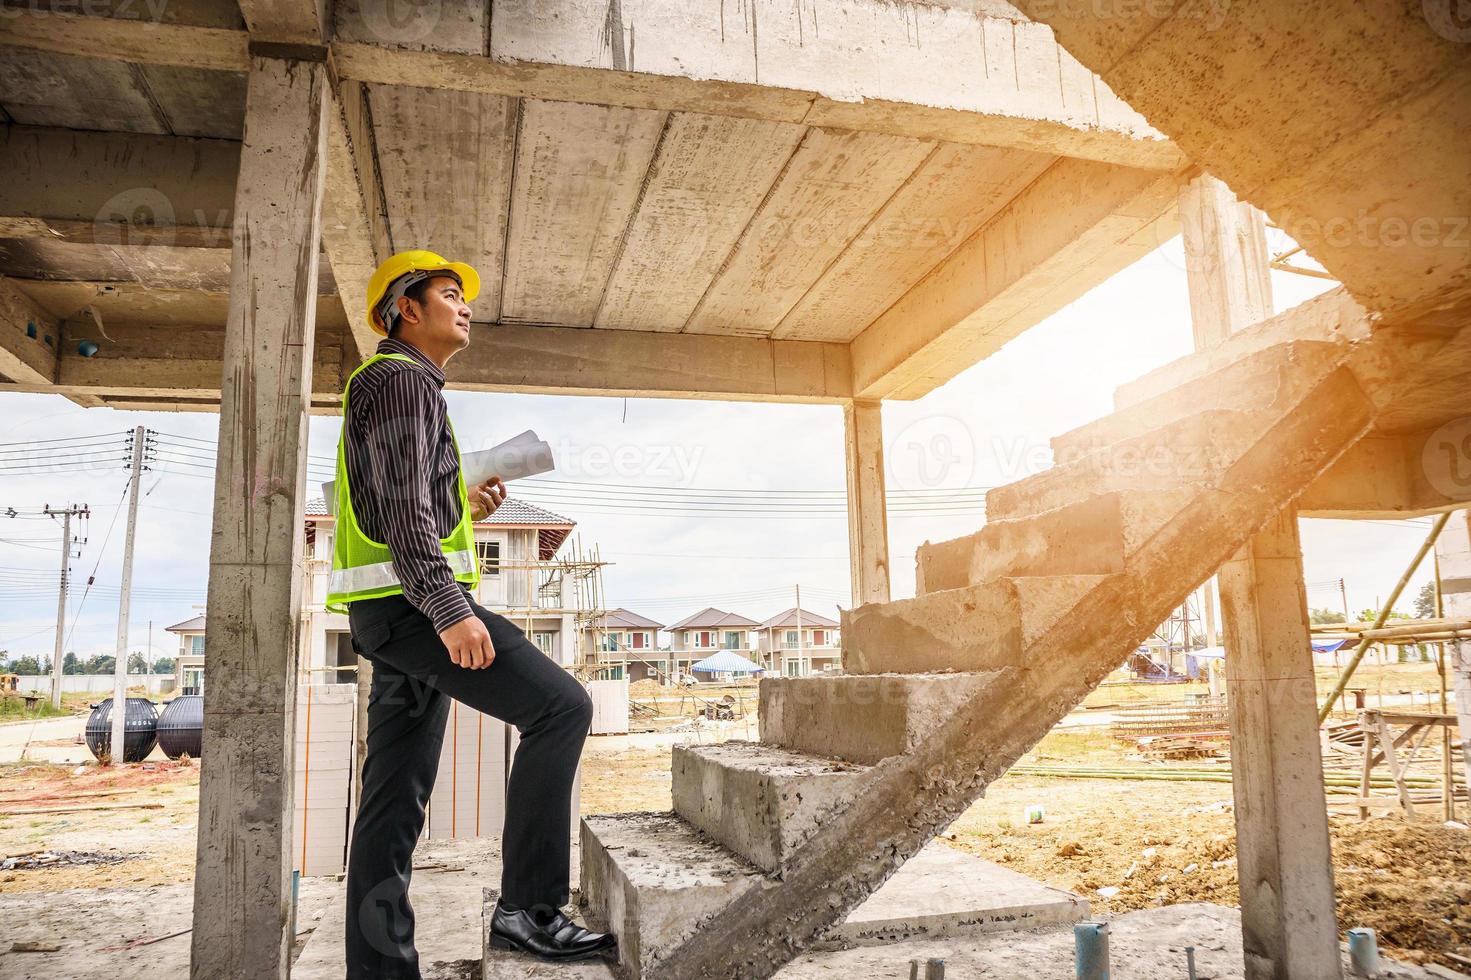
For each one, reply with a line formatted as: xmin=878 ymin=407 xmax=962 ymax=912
xmin=785 ymin=658 xmax=802 ymax=677
xmin=785 ymin=630 xmax=798 ymax=647
xmin=723 ymin=631 xmax=741 ymax=649
xmin=631 ymin=632 xmax=646 ymax=649
xmin=532 ymin=631 xmax=555 ymax=656
xmin=476 ymin=540 xmax=501 ymax=576
xmin=699 ymin=631 xmax=712 ymax=648
xmin=599 ymin=632 xmax=620 ymax=652
xmin=190 ymin=635 xmax=205 ymax=656
xmin=812 ymin=630 xmax=825 ymax=646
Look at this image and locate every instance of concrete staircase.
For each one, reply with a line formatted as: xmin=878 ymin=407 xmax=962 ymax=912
xmin=566 ymin=298 xmax=1426 ymax=979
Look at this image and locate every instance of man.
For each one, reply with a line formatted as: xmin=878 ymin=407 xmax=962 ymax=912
xmin=329 ymin=250 xmax=614 ymax=977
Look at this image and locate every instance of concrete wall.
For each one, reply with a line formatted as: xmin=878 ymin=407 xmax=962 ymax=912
xmin=13 ymin=673 xmax=177 ymax=696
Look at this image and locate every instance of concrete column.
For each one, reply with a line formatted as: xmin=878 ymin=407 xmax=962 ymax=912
xmin=190 ymin=52 xmax=329 ymax=980
xmin=1178 ymin=173 xmax=1273 ymax=347
xmin=1218 ymin=511 xmax=1341 ymax=980
xmin=1185 ymin=176 xmax=1339 ymax=980
xmin=843 ymin=399 xmax=890 ymax=605
xmin=1434 ymin=508 xmax=1471 ymax=788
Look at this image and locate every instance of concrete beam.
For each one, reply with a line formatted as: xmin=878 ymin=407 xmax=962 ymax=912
xmin=1218 ymin=511 xmax=1342 ymax=980
xmin=445 ymin=322 xmax=853 ymax=403
xmin=0 ymin=275 xmax=59 ymax=385
xmin=843 ymin=400 xmax=890 ymax=603
xmin=0 ymin=5 xmax=1182 ymax=168
xmin=0 ymin=125 xmax=239 ymax=240
xmin=849 ymin=159 xmax=1188 ymax=400
xmin=190 ymin=52 xmax=327 ymax=980
xmin=321 ymin=80 xmax=390 ymax=361
xmin=1299 ymin=429 xmax=1471 ymax=519
xmin=235 ymin=0 xmax=327 ymax=43
xmin=1011 ymin=0 xmax=1471 ymax=327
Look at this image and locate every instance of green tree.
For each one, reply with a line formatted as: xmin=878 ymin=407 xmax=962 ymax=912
xmin=1309 ymin=607 xmax=1346 ymax=625
xmin=62 ymin=652 xmax=82 ymax=675
xmin=83 ymin=654 xmax=115 ymax=675
xmin=9 ymin=654 xmax=42 ymax=674
xmin=127 ymin=652 xmax=149 ymax=674
xmin=151 ymin=656 xmax=175 ymax=674
xmin=1414 ymin=581 xmax=1437 ymax=618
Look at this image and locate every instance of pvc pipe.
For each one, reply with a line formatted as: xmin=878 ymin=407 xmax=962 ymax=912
xmin=1347 ymin=928 xmax=1379 ymax=977
xmin=1074 ymin=921 xmax=1109 ymax=980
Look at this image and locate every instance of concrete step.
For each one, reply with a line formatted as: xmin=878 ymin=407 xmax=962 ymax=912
xmin=839 ymin=574 xmax=1102 ymax=675
xmin=578 ymin=814 xmax=1089 ymax=979
xmin=916 ymin=489 xmax=1194 ymax=595
xmin=1052 ymin=339 xmax=1347 ymax=462
xmin=759 ymin=671 xmax=1001 ymax=765
xmin=580 ymin=812 xmax=770 ymax=979
xmin=983 ymin=408 xmax=1258 ymax=522
xmin=1114 ymin=288 xmax=1364 ymax=411
xmin=671 ymin=742 xmax=874 ymax=876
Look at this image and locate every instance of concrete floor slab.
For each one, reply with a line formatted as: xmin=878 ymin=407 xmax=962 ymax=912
xmin=821 ymin=840 xmax=1088 ymax=948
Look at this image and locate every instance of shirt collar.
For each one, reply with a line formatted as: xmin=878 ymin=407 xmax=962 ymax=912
xmin=377 ymin=338 xmax=446 ymax=387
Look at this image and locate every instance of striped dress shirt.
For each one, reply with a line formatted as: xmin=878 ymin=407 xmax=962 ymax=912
xmin=344 ymin=337 xmax=474 ymax=632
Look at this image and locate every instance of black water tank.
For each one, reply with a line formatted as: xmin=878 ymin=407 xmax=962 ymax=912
xmin=84 ymin=697 xmax=159 ymax=763
xmin=156 ymin=695 xmax=204 ymax=760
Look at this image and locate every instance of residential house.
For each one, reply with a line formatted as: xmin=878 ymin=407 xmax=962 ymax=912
xmin=666 ymin=608 xmax=761 ymax=681
xmin=756 ymin=607 xmax=841 ymax=676
xmin=583 ymin=608 xmax=666 ymax=682
xmin=164 ymin=614 xmax=207 ymax=694
xmin=300 ymin=497 xmax=579 ymax=680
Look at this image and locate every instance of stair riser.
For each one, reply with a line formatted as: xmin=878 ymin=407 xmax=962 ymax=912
xmin=984 ymin=411 xmax=1251 ymax=522
xmin=671 ymin=743 xmax=872 ymax=876
xmin=580 ymin=814 xmax=767 ymax=979
xmin=1052 ymin=340 xmax=1346 ymax=458
xmin=918 ymin=491 xmax=1195 ymax=595
xmin=841 ymin=579 xmax=1022 ymax=674
xmin=759 ymin=673 xmax=997 ymax=765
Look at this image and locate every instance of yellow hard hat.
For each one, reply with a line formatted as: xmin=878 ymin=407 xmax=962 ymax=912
xmin=365 ymin=249 xmax=481 ymax=336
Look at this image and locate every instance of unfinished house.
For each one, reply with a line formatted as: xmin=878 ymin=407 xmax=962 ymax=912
xmin=584 ymin=608 xmax=666 ymax=681
xmin=0 ymin=0 xmax=1466 ymax=976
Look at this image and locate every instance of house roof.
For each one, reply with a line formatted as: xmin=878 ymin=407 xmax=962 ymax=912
xmin=667 ymin=607 xmax=761 ymax=631
xmin=760 ymin=607 xmax=840 ymax=629
xmin=594 ymin=608 xmax=665 ymax=630
xmin=165 ymin=614 xmax=206 ymax=633
xmin=304 ymin=497 xmax=576 ymax=559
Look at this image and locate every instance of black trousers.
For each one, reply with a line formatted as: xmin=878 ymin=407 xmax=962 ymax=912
xmin=343 ymin=591 xmax=592 ymax=980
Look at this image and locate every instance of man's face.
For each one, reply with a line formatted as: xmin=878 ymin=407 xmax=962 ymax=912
xmin=398 ymin=275 xmax=473 ymax=350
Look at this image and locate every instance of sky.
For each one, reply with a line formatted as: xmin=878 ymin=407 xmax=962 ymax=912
xmin=0 ymin=234 xmax=1442 ymax=664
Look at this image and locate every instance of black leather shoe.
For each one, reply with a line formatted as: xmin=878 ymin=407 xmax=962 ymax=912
xmin=488 ymin=901 xmax=617 ymax=961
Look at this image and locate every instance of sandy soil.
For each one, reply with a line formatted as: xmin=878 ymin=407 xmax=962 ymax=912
xmin=0 ymin=760 xmax=200 ymax=893
xmin=5 ymin=712 xmax=1467 ymax=971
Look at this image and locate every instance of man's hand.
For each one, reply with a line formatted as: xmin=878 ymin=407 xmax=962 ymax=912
xmin=468 ymin=475 xmax=507 ymax=521
xmin=440 ymin=616 xmax=496 ymax=669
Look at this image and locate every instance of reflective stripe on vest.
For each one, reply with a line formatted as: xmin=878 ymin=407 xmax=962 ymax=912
xmin=327 ymin=547 xmax=477 ymax=596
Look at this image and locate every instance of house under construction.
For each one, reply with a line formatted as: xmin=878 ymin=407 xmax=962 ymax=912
xmin=0 ymin=0 xmax=1467 ymax=977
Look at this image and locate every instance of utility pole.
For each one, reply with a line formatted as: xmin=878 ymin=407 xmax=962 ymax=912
xmin=110 ymin=426 xmax=149 ymax=764
xmin=42 ymin=504 xmax=89 ymax=709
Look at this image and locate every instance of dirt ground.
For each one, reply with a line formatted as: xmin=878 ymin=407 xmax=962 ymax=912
xmin=4 ymin=710 xmax=1468 ymax=971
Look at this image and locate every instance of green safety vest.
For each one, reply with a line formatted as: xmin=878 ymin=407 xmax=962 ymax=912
xmin=324 ymin=353 xmax=480 ymax=613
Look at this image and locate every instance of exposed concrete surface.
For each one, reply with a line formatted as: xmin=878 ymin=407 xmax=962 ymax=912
xmin=821 ymin=841 xmax=1087 ymax=948
xmin=759 ymin=673 xmax=1001 ymax=765
xmin=782 ymin=904 xmax=1445 ymax=980
xmin=671 ymin=742 xmax=873 ymax=875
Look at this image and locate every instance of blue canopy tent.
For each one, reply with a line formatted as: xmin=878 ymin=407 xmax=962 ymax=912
xmin=690 ymin=650 xmax=766 ymax=675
